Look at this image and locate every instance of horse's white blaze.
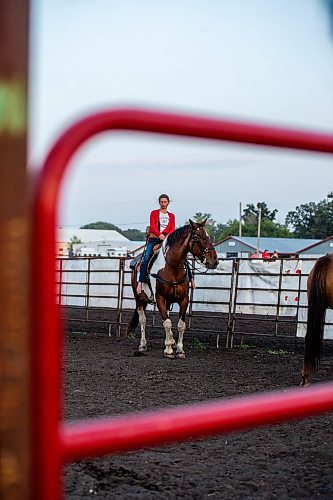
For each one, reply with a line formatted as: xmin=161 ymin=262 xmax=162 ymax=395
xmin=176 ymin=318 xmax=186 ymax=353
xmin=138 ymin=308 xmax=147 ymax=351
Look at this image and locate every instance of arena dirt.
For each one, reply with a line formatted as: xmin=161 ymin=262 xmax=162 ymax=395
xmin=63 ymin=309 xmax=333 ymax=499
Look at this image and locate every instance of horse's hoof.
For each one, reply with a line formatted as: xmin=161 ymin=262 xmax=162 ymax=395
xmin=176 ymin=352 xmax=186 ymax=359
xmin=134 ymin=349 xmax=148 ymax=357
xmin=300 ymin=381 xmax=310 ymax=387
xmin=164 ymin=353 xmax=175 ymax=359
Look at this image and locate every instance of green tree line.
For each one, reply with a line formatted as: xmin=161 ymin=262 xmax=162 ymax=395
xmin=79 ymin=193 xmax=333 ymax=242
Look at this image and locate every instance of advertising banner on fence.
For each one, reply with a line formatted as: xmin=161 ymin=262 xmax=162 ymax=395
xmin=56 ymin=257 xmax=333 ymax=339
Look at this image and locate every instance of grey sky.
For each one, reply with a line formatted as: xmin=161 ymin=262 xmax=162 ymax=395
xmin=29 ymin=0 xmax=333 ymax=230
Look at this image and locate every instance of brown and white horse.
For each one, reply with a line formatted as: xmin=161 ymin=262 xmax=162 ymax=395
xmin=126 ymin=219 xmax=219 ymax=358
xmin=301 ymin=253 xmax=333 ymax=385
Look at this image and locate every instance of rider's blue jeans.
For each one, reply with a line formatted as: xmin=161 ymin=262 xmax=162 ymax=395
xmin=138 ymin=238 xmax=159 ymax=283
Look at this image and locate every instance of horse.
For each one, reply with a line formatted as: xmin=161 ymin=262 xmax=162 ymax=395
xmin=301 ymin=253 xmax=333 ymax=386
xmin=125 ymin=219 xmax=219 ymax=358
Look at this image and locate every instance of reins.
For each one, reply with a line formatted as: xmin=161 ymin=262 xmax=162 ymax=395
xmin=188 ymin=228 xmax=215 ymax=274
xmin=149 ymin=226 xmax=213 ymax=286
xmin=186 ymin=258 xmax=211 ymax=275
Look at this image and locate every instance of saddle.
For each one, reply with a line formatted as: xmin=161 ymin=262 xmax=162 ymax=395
xmin=129 ymin=243 xmax=161 ymax=271
xmin=129 ymin=244 xmax=162 ymax=303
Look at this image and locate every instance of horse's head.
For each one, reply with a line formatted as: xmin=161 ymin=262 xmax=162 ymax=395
xmin=188 ymin=219 xmax=219 ymax=269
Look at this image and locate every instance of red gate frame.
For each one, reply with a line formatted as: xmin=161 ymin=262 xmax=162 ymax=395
xmin=31 ymin=107 xmax=333 ymax=499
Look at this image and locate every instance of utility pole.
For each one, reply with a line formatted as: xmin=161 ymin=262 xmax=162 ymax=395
xmin=239 ymin=202 xmax=242 ymax=237
xmin=257 ymin=207 xmax=262 ymax=256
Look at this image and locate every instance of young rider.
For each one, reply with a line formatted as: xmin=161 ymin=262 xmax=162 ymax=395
xmin=136 ymin=194 xmax=195 ymax=294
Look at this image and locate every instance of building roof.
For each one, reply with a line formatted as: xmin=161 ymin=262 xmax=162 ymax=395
xmin=98 ymin=240 xmax=145 ymax=253
xmin=297 ymin=234 xmax=333 ymax=252
xmin=57 ymin=227 xmax=129 ymax=243
xmin=214 ymin=236 xmax=320 ymax=253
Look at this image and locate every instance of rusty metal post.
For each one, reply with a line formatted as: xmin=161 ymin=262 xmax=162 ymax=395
xmin=0 ymin=1 xmax=30 ymax=498
xmin=226 ymin=259 xmax=239 ymax=348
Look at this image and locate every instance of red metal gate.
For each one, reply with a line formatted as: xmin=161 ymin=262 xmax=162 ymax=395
xmin=31 ymin=108 xmax=333 ymax=499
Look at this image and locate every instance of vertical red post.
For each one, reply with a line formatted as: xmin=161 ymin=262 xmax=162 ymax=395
xmin=0 ymin=1 xmax=30 ymax=498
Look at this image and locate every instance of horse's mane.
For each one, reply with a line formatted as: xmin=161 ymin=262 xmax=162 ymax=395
xmin=166 ymin=224 xmax=190 ymax=249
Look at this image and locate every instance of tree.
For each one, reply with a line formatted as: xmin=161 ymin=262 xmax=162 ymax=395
xmin=243 ymin=202 xmax=278 ymax=223
xmin=240 ymin=202 xmax=291 ymax=237
xmin=286 ymin=197 xmax=333 ymax=238
xmin=214 ymin=217 xmax=292 ymax=240
xmin=80 ymin=221 xmax=146 ymax=241
xmin=215 ymin=219 xmax=240 ymax=240
xmin=212 ymin=202 xmax=291 ymax=241
xmin=68 ymin=235 xmax=81 ymax=252
xmin=80 ymin=221 xmax=119 ymax=231
xmin=253 ymin=219 xmax=292 ymax=238
xmin=191 ymin=212 xmax=220 ymax=242
xmin=121 ymin=228 xmax=146 ymax=241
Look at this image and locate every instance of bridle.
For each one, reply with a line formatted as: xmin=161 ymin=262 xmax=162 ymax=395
xmin=161 ymin=226 xmax=212 ymax=267
xmin=188 ymin=227 xmax=213 ymax=262
xmin=152 ymin=225 xmax=214 ymax=286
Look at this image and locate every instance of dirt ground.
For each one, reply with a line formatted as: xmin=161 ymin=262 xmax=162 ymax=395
xmin=63 ymin=308 xmax=333 ymax=499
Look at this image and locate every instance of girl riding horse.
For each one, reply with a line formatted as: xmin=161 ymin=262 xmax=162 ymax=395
xmin=126 ymin=219 xmax=218 ymax=358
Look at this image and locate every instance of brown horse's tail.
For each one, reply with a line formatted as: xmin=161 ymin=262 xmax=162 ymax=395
xmin=125 ymin=309 xmax=139 ymax=336
xmin=125 ymin=269 xmax=140 ymax=336
xmin=305 ymin=256 xmax=330 ymax=372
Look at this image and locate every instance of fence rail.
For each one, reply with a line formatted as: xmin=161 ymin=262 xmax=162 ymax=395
xmin=56 ymin=255 xmax=332 ymax=345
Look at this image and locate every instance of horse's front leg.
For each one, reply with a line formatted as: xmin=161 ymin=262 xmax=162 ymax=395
xmin=157 ymin=296 xmax=175 ymax=358
xmin=175 ymin=297 xmax=189 ymax=358
xmin=137 ymin=306 xmax=148 ymax=354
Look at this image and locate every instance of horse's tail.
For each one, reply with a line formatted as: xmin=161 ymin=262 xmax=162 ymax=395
xmin=305 ymin=256 xmax=329 ymax=372
xmin=125 ymin=309 xmax=139 ymax=336
xmin=125 ymin=269 xmax=140 ymax=336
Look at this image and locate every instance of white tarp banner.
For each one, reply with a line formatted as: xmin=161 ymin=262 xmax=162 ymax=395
xmin=57 ymin=257 xmax=333 ymax=339
xmin=57 ymin=258 xmax=121 ymax=308
xmin=236 ymin=259 xmax=302 ymax=316
xmin=190 ymin=259 xmax=234 ymax=313
xmin=122 ymin=258 xmax=234 ymax=313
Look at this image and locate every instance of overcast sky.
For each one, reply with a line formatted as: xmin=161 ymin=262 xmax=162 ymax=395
xmin=29 ymin=0 xmax=333 ymax=231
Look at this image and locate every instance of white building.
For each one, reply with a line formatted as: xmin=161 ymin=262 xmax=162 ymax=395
xmin=56 ymin=227 xmax=144 ymax=257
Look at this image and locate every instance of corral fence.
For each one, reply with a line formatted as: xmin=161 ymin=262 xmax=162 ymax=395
xmin=56 ymin=255 xmax=333 ymax=345
xmin=32 ymin=108 xmax=333 ymax=499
